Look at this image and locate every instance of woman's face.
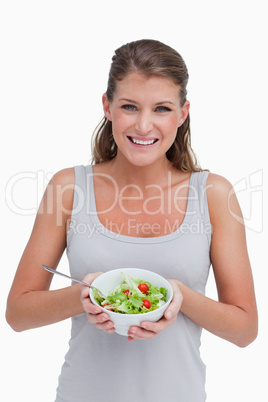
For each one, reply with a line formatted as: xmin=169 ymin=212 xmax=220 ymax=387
xmin=102 ymin=72 xmax=189 ymax=168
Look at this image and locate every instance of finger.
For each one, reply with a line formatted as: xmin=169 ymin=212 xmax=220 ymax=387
xmin=82 ymin=272 xmax=103 ymax=284
xmin=127 ymin=325 xmax=157 ymax=340
xmin=139 ymin=319 xmax=165 ymax=333
xmin=80 ymin=272 xmax=103 ymax=298
xmin=87 ymin=312 xmax=110 ymax=324
xmin=95 ymin=320 xmax=115 ymax=334
xmin=80 ymin=285 xmax=90 ymax=301
xmin=80 ymin=272 xmax=103 ymax=308
xmin=140 ymin=314 xmax=178 ymax=334
xmin=81 ymin=292 xmax=102 ymax=313
xmin=164 ymin=280 xmax=183 ymax=320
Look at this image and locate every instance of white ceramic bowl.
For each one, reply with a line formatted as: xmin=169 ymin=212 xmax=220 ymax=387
xmin=89 ymin=268 xmax=173 ymax=336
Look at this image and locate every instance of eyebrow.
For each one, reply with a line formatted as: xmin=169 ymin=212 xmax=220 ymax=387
xmin=119 ymin=98 xmax=175 ymax=106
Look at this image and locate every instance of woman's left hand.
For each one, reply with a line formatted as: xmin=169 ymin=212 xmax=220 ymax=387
xmin=127 ymin=280 xmax=183 ymax=341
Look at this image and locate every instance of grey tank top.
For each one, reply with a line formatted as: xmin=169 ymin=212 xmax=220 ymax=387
xmin=55 ymin=165 xmax=211 ymax=402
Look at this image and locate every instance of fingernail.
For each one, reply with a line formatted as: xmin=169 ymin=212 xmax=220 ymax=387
xmin=166 ymin=311 xmax=172 ymax=319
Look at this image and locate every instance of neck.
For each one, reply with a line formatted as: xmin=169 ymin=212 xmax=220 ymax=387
xmin=108 ymin=155 xmax=178 ymax=187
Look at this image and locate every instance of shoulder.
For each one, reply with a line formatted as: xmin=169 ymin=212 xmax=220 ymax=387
xmin=206 ymin=173 xmax=242 ymax=227
xmin=41 ymin=167 xmax=76 ymax=219
xmin=206 ymin=173 xmax=234 ymax=199
xmin=49 ymin=167 xmax=75 ymax=186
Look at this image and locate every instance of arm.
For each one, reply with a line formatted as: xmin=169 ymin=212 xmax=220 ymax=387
xmin=126 ymin=174 xmax=258 ymax=346
xmin=6 ymin=168 xmax=84 ymax=332
xmin=177 ymin=174 xmax=258 ymax=347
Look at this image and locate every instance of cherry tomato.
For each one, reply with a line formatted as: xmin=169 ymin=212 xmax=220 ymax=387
xmin=142 ymin=299 xmax=151 ymax=309
xmin=103 ymin=303 xmax=113 ymax=311
xmin=138 ymin=283 xmax=149 ymax=294
xmin=123 ymin=290 xmax=130 ymax=299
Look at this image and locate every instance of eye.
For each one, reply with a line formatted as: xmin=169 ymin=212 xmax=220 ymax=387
xmin=155 ymin=106 xmax=172 ymax=112
xmin=121 ymin=104 xmax=137 ymax=111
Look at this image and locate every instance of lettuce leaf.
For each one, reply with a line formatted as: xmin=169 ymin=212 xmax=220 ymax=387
xmin=93 ymin=272 xmax=168 ymax=315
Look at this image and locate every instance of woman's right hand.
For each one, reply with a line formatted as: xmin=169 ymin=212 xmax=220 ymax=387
xmin=80 ymin=273 xmax=115 ymax=334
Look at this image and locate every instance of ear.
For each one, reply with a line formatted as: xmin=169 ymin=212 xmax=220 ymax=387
xmin=102 ymin=93 xmax=112 ymax=121
xmin=178 ymin=100 xmax=190 ymax=127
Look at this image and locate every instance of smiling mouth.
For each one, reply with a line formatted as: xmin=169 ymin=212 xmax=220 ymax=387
xmin=127 ymin=136 xmax=158 ymax=146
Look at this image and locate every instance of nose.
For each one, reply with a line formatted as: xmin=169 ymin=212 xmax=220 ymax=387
xmin=134 ymin=111 xmax=153 ymax=135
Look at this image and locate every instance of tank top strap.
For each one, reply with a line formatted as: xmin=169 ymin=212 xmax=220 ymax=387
xmin=66 ymin=165 xmax=92 ymax=247
xmin=84 ymin=164 xmax=95 ymax=214
xmin=71 ymin=164 xmax=95 ymax=217
xmin=187 ymin=170 xmax=211 ymax=234
xmin=71 ymin=165 xmax=88 ymax=217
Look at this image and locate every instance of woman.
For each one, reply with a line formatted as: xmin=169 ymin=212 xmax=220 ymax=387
xmin=6 ymin=39 xmax=258 ymax=401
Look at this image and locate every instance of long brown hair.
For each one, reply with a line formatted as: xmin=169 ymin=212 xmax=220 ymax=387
xmin=91 ymin=39 xmax=201 ymax=171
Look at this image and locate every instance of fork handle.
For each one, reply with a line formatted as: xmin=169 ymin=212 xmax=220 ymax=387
xmin=42 ymin=264 xmax=93 ymax=288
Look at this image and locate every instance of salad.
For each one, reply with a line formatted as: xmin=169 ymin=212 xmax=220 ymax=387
xmin=93 ymin=272 xmax=168 ymax=314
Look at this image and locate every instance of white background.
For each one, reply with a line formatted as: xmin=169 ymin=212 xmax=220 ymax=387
xmin=1 ymin=1 xmax=267 ymax=401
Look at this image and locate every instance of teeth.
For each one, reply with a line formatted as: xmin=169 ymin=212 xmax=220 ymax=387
xmin=132 ymin=138 xmax=156 ymax=145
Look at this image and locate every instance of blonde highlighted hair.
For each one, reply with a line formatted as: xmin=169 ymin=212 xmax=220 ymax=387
xmin=91 ymin=39 xmax=201 ymax=172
